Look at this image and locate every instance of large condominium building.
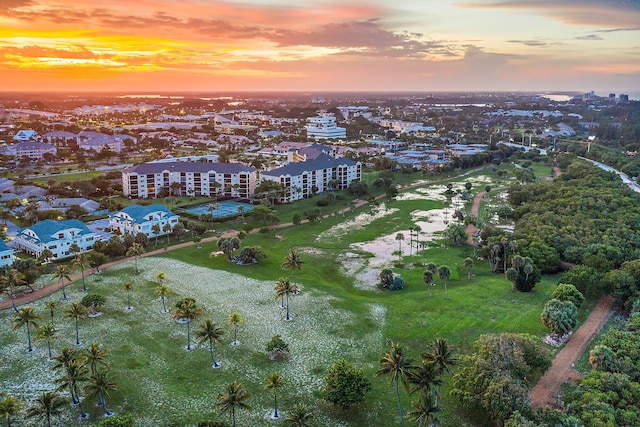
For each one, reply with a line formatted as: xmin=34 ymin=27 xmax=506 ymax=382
xmin=260 ymin=153 xmax=361 ymax=203
xmin=305 ymin=114 xmax=346 ymax=140
xmin=122 ymin=161 xmax=257 ymax=199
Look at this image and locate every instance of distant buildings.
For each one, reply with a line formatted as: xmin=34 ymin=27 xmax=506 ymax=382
xmin=261 ymin=153 xmax=361 ymax=203
xmin=0 ymin=141 xmax=57 ymax=159
xmin=122 ymin=161 xmax=257 ymax=199
xmin=305 ymin=114 xmax=346 ymax=140
xmin=14 ymin=219 xmax=99 ymax=259
xmin=109 ymin=204 xmax=179 ymax=237
xmin=42 ymin=131 xmax=137 ymax=153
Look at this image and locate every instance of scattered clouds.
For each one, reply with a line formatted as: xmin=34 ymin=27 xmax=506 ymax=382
xmin=575 ymin=34 xmax=603 ymax=41
xmin=507 ymin=39 xmax=558 ymax=47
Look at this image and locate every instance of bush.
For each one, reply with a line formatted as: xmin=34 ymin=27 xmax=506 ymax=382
xmin=98 ymin=414 xmax=135 ymax=427
xmin=316 ymin=199 xmax=329 ymax=206
xmin=321 ymin=359 xmax=371 ymax=409
xmin=266 ymin=335 xmax=289 ymax=360
xmin=389 ymin=276 xmax=405 ymax=290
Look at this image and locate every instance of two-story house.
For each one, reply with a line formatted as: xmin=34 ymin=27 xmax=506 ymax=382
xmin=109 ymin=204 xmax=179 ymax=237
xmin=0 ymin=240 xmax=14 ymax=268
xmin=13 ymin=219 xmax=100 ymax=259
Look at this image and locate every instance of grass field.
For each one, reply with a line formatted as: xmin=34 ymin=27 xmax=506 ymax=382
xmin=1 ymin=167 xmax=587 ymax=426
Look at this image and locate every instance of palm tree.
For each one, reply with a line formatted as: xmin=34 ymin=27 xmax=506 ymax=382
xmin=151 ymin=223 xmax=161 ymax=246
xmin=437 ymin=265 xmax=451 ymax=300
xmin=281 ymin=249 xmax=304 ymax=286
xmin=422 ymin=270 xmax=434 ymax=296
xmin=0 ymin=395 xmax=23 ymax=427
xmin=63 ymin=302 xmax=88 ymax=346
xmin=213 ymin=381 xmax=252 ymax=427
xmin=156 ymin=284 xmax=170 ymax=313
xmin=162 ymin=223 xmax=172 ymax=245
xmin=413 ymin=225 xmax=422 ymax=254
xmin=122 ymin=282 xmax=133 ymax=310
xmin=12 ymin=306 xmax=41 ymax=352
xmin=44 ymin=301 xmax=57 ymax=327
xmin=464 ymin=257 xmax=474 ymax=281
xmin=237 ymin=205 xmax=246 ymax=224
xmin=84 ymin=342 xmax=108 ymax=377
xmin=35 ymin=323 xmax=58 ymax=359
xmin=395 ymin=233 xmax=404 ymax=255
xmin=52 ymin=265 xmax=72 ymax=300
xmin=174 ymin=298 xmax=202 ymax=350
xmin=376 ymin=342 xmax=412 ymax=427
xmin=228 ymin=312 xmax=242 ymax=346
xmin=85 ymin=370 xmax=119 ymax=416
xmin=419 ymin=242 xmax=428 ymax=266
xmin=0 ymin=269 xmax=26 ymax=312
xmin=39 ymin=248 xmax=54 ymax=265
xmin=196 ymin=319 xmax=225 ymax=368
xmin=422 ymin=338 xmax=458 ymax=406
xmin=69 ymin=243 xmax=81 ymax=256
xmin=125 ymin=243 xmax=145 ymax=274
xmin=55 ymin=358 xmax=87 ymax=410
xmin=274 ymin=277 xmax=299 ymax=321
xmin=408 ymin=392 xmax=440 ymax=427
xmin=284 ymin=403 xmax=314 ymax=427
xmin=72 ymin=252 xmax=91 ymax=291
xmin=26 ymin=391 xmax=66 ymax=427
xmin=264 ymin=372 xmax=284 ymax=419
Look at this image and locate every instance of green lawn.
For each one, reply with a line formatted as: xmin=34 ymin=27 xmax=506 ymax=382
xmin=1 ymin=168 xmax=581 ymax=426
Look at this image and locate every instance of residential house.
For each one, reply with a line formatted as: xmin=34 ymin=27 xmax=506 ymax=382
xmin=13 ymin=219 xmax=100 ymax=259
xmin=122 ymin=161 xmax=257 ymax=199
xmin=0 ymin=239 xmax=13 ymax=268
xmin=109 ymin=204 xmax=179 ymax=237
xmin=0 ymin=141 xmax=57 ymax=159
xmin=261 ymin=153 xmax=361 ymax=203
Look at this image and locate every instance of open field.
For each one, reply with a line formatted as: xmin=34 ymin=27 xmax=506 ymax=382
xmin=1 ymin=168 xmax=587 ymax=426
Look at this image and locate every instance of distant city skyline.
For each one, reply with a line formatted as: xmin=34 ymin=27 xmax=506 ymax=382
xmin=1 ymin=0 xmax=639 ymax=93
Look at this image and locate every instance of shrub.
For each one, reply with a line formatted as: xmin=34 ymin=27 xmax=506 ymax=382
xmin=266 ymin=335 xmax=289 ymax=360
xmin=316 ymin=199 xmax=329 ymax=206
xmin=321 ymin=359 xmax=371 ymax=409
xmin=389 ymin=276 xmax=405 ymax=290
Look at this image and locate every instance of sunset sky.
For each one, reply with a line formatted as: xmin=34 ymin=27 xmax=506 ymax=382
xmin=1 ymin=0 xmax=639 ymax=93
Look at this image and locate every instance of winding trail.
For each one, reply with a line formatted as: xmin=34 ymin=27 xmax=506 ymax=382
xmin=530 ymin=296 xmax=615 ymax=408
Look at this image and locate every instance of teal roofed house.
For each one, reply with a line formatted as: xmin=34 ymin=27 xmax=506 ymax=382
xmin=109 ymin=204 xmax=179 ymax=238
xmin=0 ymin=239 xmax=13 ymax=268
xmin=13 ymin=219 xmax=100 ymax=260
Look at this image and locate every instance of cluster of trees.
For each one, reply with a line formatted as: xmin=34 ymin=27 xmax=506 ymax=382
xmin=376 ymin=339 xmax=457 ymax=427
xmin=217 ymin=236 xmax=267 ymax=265
xmin=541 ymin=284 xmax=584 ymax=339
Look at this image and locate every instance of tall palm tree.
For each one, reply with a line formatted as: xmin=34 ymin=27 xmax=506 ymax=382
xmin=84 ymin=342 xmax=108 ymax=377
xmin=196 ymin=319 xmax=224 ymax=368
xmin=72 ymin=252 xmax=91 ymax=291
xmin=437 ymin=265 xmax=451 ymax=300
xmin=413 ymin=225 xmax=422 ymax=254
xmin=26 ymin=391 xmax=66 ymax=427
xmin=406 ymin=360 xmax=441 ymax=397
xmin=213 ymin=381 xmax=252 ymax=427
xmin=55 ymin=358 xmax=87 ymax=409
xmin=85 ymin=369 xmax=119 ymax=416
xmin=125 ymin=243 xmax=145 ymax=274
xmin=35 ymin=322 xmax=58 ymax=359
xmin=162 ymin=223 xmax=172 ymax=245
xmin=237 ymin=205 xmax=246 ymax=224
xmin=422 ymin=338 xmax=458 ymax=406
xmin=151 ymin=223 xmax=161 ymax=246
xmin=408 ymin=392 xmax=440 ymax=427
xmin=63 ymin=302 xmax=88 ymax=346
xmin=69 ymin=243 xmax=81 ymax=256
xmin=174 ymin=298 xmax=202 ymax=350
xmin=264 ymin=372 xmax=284 ymax=419
xmin=12 ymin=306 xmax=41 ymax=352
xmin=228 ymin=312 xmax=242 ymax=346
xmin=0 ymin=269 xmax=26 ymax=312
xmin=284 ymin=403 xmax=314 ymax=427
xmin=274 ymin=277 xmax=299 ymax=321
xmin=123 ymin=282 xmax=133 ymax=310
xmin=422 ymin=270 xmax=434 ymax=297
xmin=0 ymin=395 xmax=23 ymax=427
xmin=44 ymin=301 xmax=57 ymax=327
xmin=419 ymin=241 xmax=428 ymax=266
xmin=281 ymin=249 xmax=304 ymax=286
xmin=156 ymin=284 xmax=170 ymax=313
xmin=52 ymin=265 xmax=72 ymax=300
xmin=376 ymin=342 xmax=413 ymax=427
xmin=395 ymin=233 xmax=405 ymax=256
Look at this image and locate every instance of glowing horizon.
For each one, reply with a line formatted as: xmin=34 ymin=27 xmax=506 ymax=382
xmin=1 ymin=0 xmax=639 ymax=93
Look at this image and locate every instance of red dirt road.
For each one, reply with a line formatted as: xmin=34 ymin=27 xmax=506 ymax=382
xmin=530 ymin=295 xmax=615 ymax=408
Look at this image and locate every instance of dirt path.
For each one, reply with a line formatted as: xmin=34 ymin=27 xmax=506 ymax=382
xmin=530 ymin=295 xmax=615 ymax=409
xmin=465 ymin=190 xmax=486 ymax=245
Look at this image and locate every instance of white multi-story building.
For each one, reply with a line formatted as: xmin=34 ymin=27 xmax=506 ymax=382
xmin=0 ymin=141 xmax=57 ymax=159
xmin=14 ymin=219 xmax=99 ymax=259
xmin=305 ymin=114 xmax=346 ymax=140
xmin=261 ymin=153 xmax=361 ymax=203
xmin=109 ymin=204 xmax=179 ymax=237
xmin=122 ymin=161 xmax=257 ymax=199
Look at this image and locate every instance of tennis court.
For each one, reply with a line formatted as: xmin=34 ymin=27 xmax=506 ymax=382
xmin=180 ymin=201 xmax=254 ymax=218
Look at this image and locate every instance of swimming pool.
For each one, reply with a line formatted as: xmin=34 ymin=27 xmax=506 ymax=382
xmin=181 ymin=201 xmax=254 ymax=218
